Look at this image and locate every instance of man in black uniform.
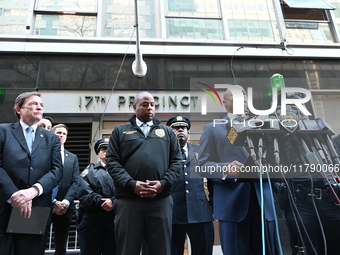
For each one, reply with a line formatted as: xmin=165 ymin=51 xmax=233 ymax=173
xmin=166 ymin=116 xmax=214 ymax=255
xmin=77 ymin=138 xmax=116 ymax=255
xmin=279 ymin=134 xmax=340 ymax=255
xmin=106 ymin=91 xmax=182 ymax=255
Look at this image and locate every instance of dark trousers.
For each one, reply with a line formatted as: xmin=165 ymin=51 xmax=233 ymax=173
xmin=285 ymin=197 xmax=340 ymax=255
xmin=171 ymin=222 xmax=214 ymax=255
xmin=0 ymin=204 xmax=50 ymax=255
xmin=219 ymin=188 xmax=277 ymax=255
xmin=114 ymin=196 xmax=173 ymax=255
xmin=51 ymin=209 xmax=73 ymax=255
xmin=77 ymin=214 xmax=115 ymax=255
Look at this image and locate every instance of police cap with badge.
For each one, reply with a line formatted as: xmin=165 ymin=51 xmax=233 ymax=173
xmin=166 ymin=116 xmax=191 ymax=130
xmin=94 ymin=138 xmax=109 ymax=154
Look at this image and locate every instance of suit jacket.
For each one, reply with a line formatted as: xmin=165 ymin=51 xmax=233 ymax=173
xmin=55 ymin=149 xmax=79 ymax=210
xmin=171 ymin=143 xmax=213 ymax=224
xmin=0 ymin=121 xmax=63 ymax=207
xmin=198 ymin=116 xmax=275 ymax=222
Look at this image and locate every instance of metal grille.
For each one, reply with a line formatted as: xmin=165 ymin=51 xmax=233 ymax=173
xmin=64 ymin=123 xmax=92 ymax=171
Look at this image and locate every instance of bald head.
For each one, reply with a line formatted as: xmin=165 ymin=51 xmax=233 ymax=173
xmin=222 ymin=85 xmax=247 ymax=114
xmin=134 ymin=91 xmax=153 ymax=105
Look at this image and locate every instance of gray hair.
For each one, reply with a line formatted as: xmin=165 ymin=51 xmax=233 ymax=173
xmin=13 ymin=91 xmax=41 ymax=119
xmin=51 ymin=123 xmax=69 ymax=134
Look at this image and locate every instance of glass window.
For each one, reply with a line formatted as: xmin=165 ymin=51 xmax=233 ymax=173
xmin=35 ymin=0 xmax=97 ymax=12
xmin=102 ymin=0 xmax=159 ymax=38
xmin=224 ymin=0 xmax=279 ymax=42
xmin=166 ymin=0 xmax=220 ymax=17
xmin=330 ymin=0 xmax=340 ymax=37
xmin=32 ymin=0 xmax=97 ymax=37
xmin=285 ymin=23 xmax=334 ymax=43
xmin=35 ymin=14 xmax=96 ymax=37
xmin=229 ymin=20 xmax=273 ymax=39
xmin=167 ymin=18 xmax=223 ymax=39
xmin=283 ymin=0 xmax=335 ymax=9
xmin=312 ymin=94 xmax=340 ymax=135
xmin=282 ymin=1 xmax=336 ymax=43
xmin=0 ymin=0 xmax=30 ymax=35
xmin=165 ymin=0 xmax=222 ymax=39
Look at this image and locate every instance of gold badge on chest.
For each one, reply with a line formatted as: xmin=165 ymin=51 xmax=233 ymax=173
xmin=155 ymin=129 xmax=165 ymax=138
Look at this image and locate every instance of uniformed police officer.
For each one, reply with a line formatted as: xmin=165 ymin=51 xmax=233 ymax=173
xmin=77 ymin=138 xmax=116 ymax=255
xmin=166 ymin=116 xmax=214 ymax=255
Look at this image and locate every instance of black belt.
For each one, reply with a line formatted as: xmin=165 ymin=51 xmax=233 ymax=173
xmin=294 ymin=184 xmax=330 ymax=201
xmin=307 ymin=187 xmax=328 ymax=200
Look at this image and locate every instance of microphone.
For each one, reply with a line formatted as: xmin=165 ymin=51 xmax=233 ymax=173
xmin=226 ymin=115 xmax=282 ymax=146
xmin=273 ymin=137 xmax=280 ymax=165
xmin=246 ymin=135 xmax=257 ymax=162
xmin=258 ymin=137 xmax=263 ymax=160
xmin=313 ymin=138 xmax=330 ymax=164
xmin=299 ymin=138 xmax=321 ymax=166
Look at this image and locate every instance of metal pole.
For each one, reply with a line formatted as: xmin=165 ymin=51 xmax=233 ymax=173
xmin=132 ymin=0 xmax=147 ymax=77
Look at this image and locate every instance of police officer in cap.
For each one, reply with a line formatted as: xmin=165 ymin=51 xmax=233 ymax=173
xmin=166 ymin=116 xmax=214 ymax=255
xmin=77 ymin=138 xmax=116 ymax=255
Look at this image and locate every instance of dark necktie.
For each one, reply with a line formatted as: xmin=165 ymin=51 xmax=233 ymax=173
xmin=181 ymin=148 xmax=187 ymax=161
xmin=26 ymin=126 xmax=34 ymax=153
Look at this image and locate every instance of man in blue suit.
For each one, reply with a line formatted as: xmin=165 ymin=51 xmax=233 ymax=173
xmin=166 ymin=116 xmax=214 ymax=255
xmin=198 ymin=86 xmax=277 ymax=255
xmin=0 ymin=91 xmax=63 ymax=255
xmin=51 ymin=124 xmax=79 ymax=255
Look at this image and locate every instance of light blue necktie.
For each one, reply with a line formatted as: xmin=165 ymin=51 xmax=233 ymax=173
xmin=26 ymin=126 xmax=34 ymax=153
xmin=141 ymin=123 xmax=148 ymax=136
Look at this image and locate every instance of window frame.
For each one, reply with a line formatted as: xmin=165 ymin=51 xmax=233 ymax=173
xmin=28 ymin=0 xmax=99 ymax=37
xmin=164 ymin=0 xmax=225 ymax=40
xmin=282 ymin=0 xmax=335 ymax=10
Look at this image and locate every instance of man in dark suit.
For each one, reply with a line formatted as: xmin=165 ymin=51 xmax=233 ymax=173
xmin=166 ymin=116 xmax=214 ymax=255
xmin=0 ymin=91 xmax=63 ymax=255
xmin=51 ymin=124 xmax=79 ymax=255
xmin=198 ymin=86 xmax=277 ymax=255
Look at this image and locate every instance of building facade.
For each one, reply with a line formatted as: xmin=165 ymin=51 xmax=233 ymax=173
xmin=2 ymin=0 xmax=340 ymax=166
xmin=1 ymin=0 xmax=340 ymax=253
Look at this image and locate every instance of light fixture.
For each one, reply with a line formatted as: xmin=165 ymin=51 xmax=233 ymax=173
xmin=132 ymin=0 xmax=147 ymax=77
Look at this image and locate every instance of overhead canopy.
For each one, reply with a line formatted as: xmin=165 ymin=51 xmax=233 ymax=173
xmin=283 ymin=0 xmax=336 ymax=10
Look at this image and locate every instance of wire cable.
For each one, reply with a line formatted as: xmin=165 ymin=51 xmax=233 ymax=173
xmin=307 ymin=171 xmax=327 ymax=255
xmin=277 ymin=134 xmax=317 ymax=254
xmin=248 ymin=134 xmax=265 ymax=255
xmin=91 ymin=27 xmax=136 ymax=145
xmin=230 ymin=47 xmax=243 ymax=85
xmin=259 ymin=153 xmax=266 ymax=255
xmin=262 ymin=136 xmax=283 ymax=255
